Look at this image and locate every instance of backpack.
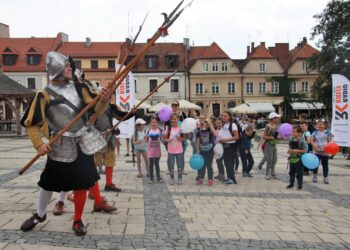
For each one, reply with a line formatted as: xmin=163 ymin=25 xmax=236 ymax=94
xmin=230 ymin=121 xmax=242 ymax=145
xmin=312 ymin=130 xmax=332 ymax=141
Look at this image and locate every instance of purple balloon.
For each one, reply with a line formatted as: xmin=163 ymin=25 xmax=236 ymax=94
xmin=158 ymin=106 xmax=172 ymax=122
xmin=278 ymin=123 xmax=293 ymax=139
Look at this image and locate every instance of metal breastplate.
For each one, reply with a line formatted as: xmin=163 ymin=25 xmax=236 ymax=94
xmin=46 ymin=81 xmax=88 ymax=137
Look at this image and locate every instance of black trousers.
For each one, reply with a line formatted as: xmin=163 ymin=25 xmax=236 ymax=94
xmin=216 ymin=156 xmax=225 ymax=175
xmin=312 ymin=154 xmax=329 ymax=178
xmin=239 ymin=149 xmax=254 ymax=174
xmin=289 ymin=161 xmax=303 ymax=187
xmin=234 ymin=150 xmax=240 ymax=171
xmin=199 ymin=149 xmax=214 ymax=180
xmin=223 ymin=143 xmax=237 ymax=181
xmin=149 ymin=157 xmax=160 ymax=180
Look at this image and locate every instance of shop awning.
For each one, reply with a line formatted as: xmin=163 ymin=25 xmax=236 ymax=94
xmin=290 ymin=102 xmax=326 ymax=110
xmin=247 ymin=103 xmax=275 ymax=113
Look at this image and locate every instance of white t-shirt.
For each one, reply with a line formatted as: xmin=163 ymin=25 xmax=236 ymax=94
xmin=221 ymin=122 xmax=238 ymax=144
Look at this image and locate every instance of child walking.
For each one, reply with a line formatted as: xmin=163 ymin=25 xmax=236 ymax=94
xmin=133 ymin=118 xmax=150 ymax=178
xmin=145 ymin=117 xmax=163 ymax=183
xmin=239 ymin=125 xmax=256 ymax=177
xmin=195 ymin=116 xmax=216 ymax=186
xmin=310 ymin=119 xmax=333 ymax=184
xmin=287 ymin=126 xmax=307 ymax=190
xmin=165 ymin=113 xmax=186 ymax=185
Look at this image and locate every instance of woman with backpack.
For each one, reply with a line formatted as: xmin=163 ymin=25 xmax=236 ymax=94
xmin=164 ymin=113 xmax=186 ymax=185
xmin=218 ymin=111 xmax=239 ymax=185
xmin=310 ymin=119 xmax=333 ymax=184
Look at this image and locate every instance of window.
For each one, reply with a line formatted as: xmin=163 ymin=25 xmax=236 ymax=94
xmin=91 ymin=60 xmax=98 ymax=69
xmin=74 ymin=60 xmax=81 ymax=69
xmin=202 ymin=63 xmax=209 ymax=72
xmin=166 ymin=55 xmax=178 ymax=68
xmin=27 ymin=55 xmax=41 ymax=65
xmin=212 ymin=82 xmax=220 ymax=94
xmin=259 ymin=82 xmax=266 ymax=94
xmin=302 ymin=81 xmax=309 ymax=92
xmin=27 ymin=78 xmax=36 ymax=89
xmin=195 ymin=83 xmax=203 ymax=94
xmin=145 ymin=55 xmax=158 ymax=69
xmin=302 ymin=62 xmax=309 ymax=71
xmin=222 ymin=62 xmax=228 ymax=71
xmin=212 ymin=63 xmax=218 ymax=72
xmin=259 ymin=63 xmax=266 ymax=72
xmin=170 ymin=79 xmax=179 ymax=92
xmin=149 ymin=79 xmax=157 ymax=92
xmin=228 ymin=101 xmax=236 ymax=108
xmin=2 ymin=55 xmax=17 ymax=65
xmin=290 ymin=82 xmax=296 ymax=93
xmin=246 ymin=82 xmax=253 ymax=94
xmin=271 ymin=82 xmax=279 ymax=93
xmin=228 ymin=82 xmax=235 ymax=94
xmin=108 ymin=60 xmax=115 ymax=69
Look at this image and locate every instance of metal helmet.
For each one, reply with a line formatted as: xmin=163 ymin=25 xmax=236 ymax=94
xmin=46 ymin=51 xmax=69 ymax=80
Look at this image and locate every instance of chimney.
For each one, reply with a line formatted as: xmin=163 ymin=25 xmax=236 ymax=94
xmin=85 ymin=37 xmax=92 ymax=47
xmin=0 ymin=23 xmax=10 ymax=38
xmin=247 ymin=46 xmax=250 ymax=57
xmin=183 ymin=38 xmax=190 ymax=49
xmin=260 ymin=42 xmax=265 ymax=47
xmin=302 ymin=37 xmax=307 ymax=44
xmin=251 ymin=42 xmax=255 ymax=51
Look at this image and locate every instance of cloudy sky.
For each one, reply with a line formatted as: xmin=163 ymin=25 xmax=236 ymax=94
xmin=0 ymin=0 xmax=330 ymax=58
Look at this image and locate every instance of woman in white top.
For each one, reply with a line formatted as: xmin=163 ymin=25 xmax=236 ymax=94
xmin=218 ymin=111 xmax=239 ymax=185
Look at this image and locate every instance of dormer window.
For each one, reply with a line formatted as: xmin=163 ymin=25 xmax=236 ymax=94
xmin=145 ymin=55 xmax=158 ymax=69
xmin=2 ymin=47 xmax=18 ymax=66
xmin=212 ymin=62 xmax=218 ymax=71
xmin=166 ymin=55 xmax=178 ymax=68
xmin=222 ymin=62 xmax=228 ymax=71
xmin=302 ymin=62 xmax=309 ymax=71
xmin=27 ymin=54 xmax=41 ymax=65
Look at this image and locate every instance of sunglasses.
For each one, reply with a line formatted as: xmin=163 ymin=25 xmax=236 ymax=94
xmin=315 ymin=119 xmax=326 ymax=123
xmin=171 ymin=104 xmax=179 ymax=107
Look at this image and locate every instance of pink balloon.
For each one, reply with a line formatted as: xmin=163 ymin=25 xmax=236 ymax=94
xmin=278 ymin=123 xmax=293 ymax=139
xmin=158 ymin=106 xmax=172 ymax=122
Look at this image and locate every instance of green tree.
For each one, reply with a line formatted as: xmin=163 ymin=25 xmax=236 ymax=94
xmin=309 ymin=0 xmax=350 ymax=109
xmin=267 ymin=76 xmax=307 ymax=122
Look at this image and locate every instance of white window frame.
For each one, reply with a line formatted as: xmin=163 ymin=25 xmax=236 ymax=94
xmin=202 ymin=63 xmax=209 ymax=72
xmin=259 ymin=63 xmax=266 ymax=72
xmin=302 ymin=62 xmax=309 ymax=71
xmin=271 ymin=82 xmax=279 ymax=94
xmin=222 ymin=62 xmax=228 ymax=71
xmin=212 ymin=82 xmax=220 ymax=94
xmin=302 ymin=81 xmax=309 ymax=92
xmin=246 ymin=82 xmax=253 ymax=94
xmin=212 ymin=62 xmax=219 ymax=72
xmin=196 ymin=83 xmax=203 ymax=94
xmin=170 ymin=79 xmax=179 ymax=92
xmin=259 ymin=82 xmax=266 ymax=94
xmin=290 ymin=81 xmax=296 ymax=93
xmin=228 ymin=82 xmax=235 ymax=94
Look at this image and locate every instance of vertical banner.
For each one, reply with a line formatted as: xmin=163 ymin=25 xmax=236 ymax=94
xmin=115 ymin=64 xmax=135 ymax=139
xmin=331 ymin=74 xmax=350 ymax=147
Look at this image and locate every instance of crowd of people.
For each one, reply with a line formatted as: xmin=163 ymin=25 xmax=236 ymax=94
xmin=18 ymin=51 xmax=335 ymax=237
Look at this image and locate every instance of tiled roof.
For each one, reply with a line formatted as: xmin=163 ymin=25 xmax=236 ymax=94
xmin=0 ymin=72 xmax=35 ymax=97
xmin=289 ymin=39 xmax=319 ymax=63
xmin=0 ymin=34 xmax=63 ymax=72
xmin=120 ymin=42 xmax=186 ymax=72
xmin=268 ymin=43 xmax=290 ymax=71
xmin=57 ymin=41 xmax=122 ymax=58
xmin=199 ymin=42 xmax=230 ymax=59
xmin=249 ymin=42 xmax=274 ymax=59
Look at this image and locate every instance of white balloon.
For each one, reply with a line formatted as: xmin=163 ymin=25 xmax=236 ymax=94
xmin=181 ymin=118 xmax=197 ymax=133
xmin=213 ymin=143 xmax=224 ymax=160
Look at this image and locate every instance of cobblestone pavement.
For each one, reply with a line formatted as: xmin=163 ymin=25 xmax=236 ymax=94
xmin=0 ymin=137 xmax=350 ymax=249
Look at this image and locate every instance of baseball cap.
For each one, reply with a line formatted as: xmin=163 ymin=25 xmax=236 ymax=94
xmin=268 ymin=112 xmax=281 ymax=120
xmin=135 ymin=118 xmax=146 ymax=125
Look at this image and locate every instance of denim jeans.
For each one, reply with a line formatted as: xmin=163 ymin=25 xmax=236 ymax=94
xmin=167 ymin=153 xmax=184 ymax=180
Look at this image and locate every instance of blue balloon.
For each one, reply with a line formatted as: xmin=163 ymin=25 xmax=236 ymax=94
xmin=301 ymin=153 xmax=320 ymax=170
xmin=189 ymin=154 xmax=205 ymax=170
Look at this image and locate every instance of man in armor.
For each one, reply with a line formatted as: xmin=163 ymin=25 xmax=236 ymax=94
xmin=20 ymin=51 xmax=112 ymax=236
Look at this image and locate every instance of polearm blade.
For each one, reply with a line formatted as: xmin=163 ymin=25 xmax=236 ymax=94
xmin=130 ymin=12 xmax=149 ymax=48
